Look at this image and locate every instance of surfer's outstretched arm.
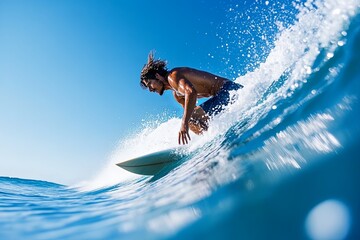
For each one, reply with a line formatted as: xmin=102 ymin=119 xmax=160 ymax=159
xmin=172 ymin=92 xmax=209 ymax=135
xmin=178 ymin=80 xmax=196 ymax=144
xmin=168 ymin=73 xmax=197 ymax=144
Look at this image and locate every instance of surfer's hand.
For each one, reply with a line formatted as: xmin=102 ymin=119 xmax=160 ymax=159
xmin=178 ymin=123 xmax=191 ymax=145
xmin=189 ymin=118 xmax=208 ymax=135
xmin=188 ymin=106 xmax=209 ymax=135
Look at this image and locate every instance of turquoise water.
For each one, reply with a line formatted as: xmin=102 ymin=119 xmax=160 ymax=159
xmin=1 ymin=0 xmax=360 ymax=239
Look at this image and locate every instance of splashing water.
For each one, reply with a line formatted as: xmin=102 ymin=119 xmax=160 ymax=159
xmin=1 ymin=0 xmax=360 ymax=239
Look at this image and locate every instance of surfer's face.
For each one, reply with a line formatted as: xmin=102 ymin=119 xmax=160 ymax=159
xmin=145 ymin=79 xmax=165 ymax=96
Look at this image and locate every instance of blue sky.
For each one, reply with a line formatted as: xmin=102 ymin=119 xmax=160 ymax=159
xmin=0 ymin=0 xmax=235 ymax=185
xmin=0 ymin=0 xmax=300 ymax=185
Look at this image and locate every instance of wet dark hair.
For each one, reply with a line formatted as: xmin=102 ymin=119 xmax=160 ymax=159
xmin=140 ymin=51 xmax=168 ymax=89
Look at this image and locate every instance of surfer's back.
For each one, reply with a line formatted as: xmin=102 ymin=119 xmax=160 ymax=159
xmin=168 ymin=67 xmax=227 ymax=97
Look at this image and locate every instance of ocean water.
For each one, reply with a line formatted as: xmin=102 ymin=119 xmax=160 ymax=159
xmin=1 ymin=0 xmax=360 ymax=239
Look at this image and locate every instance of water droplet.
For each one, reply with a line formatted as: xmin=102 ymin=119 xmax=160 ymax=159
xmin=305 ymin=200 xmax=351 ymax=240
xmin=304 ymin=66 xmax=312 ymax=74
xmin=327 ymin=52 xmax=334 ymax=59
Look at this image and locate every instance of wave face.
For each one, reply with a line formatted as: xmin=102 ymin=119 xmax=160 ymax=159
xmin=1 ymin=0 xmax=360 ymax=239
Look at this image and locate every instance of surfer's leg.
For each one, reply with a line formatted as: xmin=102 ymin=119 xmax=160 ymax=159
xmin=189 ymin=121 xmax=205 ymax=135
xmin=189 ymin=106 xmax=209 ymax=135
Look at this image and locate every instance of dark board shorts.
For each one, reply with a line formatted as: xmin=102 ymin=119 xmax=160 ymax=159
xmin=200 ymin=81 xmax=243 ymax=117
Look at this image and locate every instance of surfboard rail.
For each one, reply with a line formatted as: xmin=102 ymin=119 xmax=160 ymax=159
xmin=116 ymin=148 xmax=184 ymax=175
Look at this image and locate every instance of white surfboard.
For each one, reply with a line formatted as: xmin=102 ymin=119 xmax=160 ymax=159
xmin=116 ymin=148 xmax=184 ymax=175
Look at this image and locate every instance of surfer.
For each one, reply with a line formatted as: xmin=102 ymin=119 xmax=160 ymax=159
xmin=140 ymin=51 xmax=243 ymax=145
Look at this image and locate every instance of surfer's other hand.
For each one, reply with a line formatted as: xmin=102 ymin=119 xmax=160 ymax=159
xmin=178 ymin=123 xmax=191 ymax=145
xmin=188 ymin=118 xmax=208 ymax=135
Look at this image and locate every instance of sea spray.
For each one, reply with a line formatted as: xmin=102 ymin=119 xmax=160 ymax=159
xmin=81 ymin=0 xmax=360 ymax=191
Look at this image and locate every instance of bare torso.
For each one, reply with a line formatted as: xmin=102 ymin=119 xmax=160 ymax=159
xmin=164 ymin=67 xmax=231 ymax=141
xmin=167 ymin=67 xmax=228 ymax=98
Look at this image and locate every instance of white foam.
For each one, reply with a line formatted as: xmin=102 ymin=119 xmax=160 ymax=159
xmin=79 ymin=0 xmax=359 ymax=190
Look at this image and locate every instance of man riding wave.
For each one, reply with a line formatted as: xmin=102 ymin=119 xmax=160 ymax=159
xmin=140 ymin=52 xmax=243 ymax=145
